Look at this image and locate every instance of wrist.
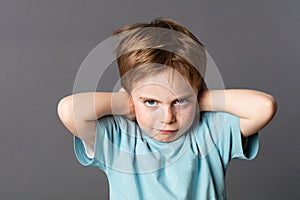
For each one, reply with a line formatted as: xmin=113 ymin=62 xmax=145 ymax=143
xmin=111 ymin=91 xmax=131 ymax=116
xmin=198 ymin=89 xmax=226 ymax=112
xmin=198 ymin=90 xmax=212 ymax=111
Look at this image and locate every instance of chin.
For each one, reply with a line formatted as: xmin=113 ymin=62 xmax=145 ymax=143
xmin=154 ymin=133 xmax=182 ymax=143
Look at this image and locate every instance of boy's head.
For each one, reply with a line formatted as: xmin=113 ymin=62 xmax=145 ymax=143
xmin=113 ymin=17 xmax=207 ymax=95
xmin=113 ymin=18 xmax=207 ymax=142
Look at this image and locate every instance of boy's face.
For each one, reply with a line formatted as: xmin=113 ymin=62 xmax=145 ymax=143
xmin=130 ymin=68 xmax=198 ymax=142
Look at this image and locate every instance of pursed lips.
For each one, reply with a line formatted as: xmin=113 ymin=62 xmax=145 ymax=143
xmin=154 ymin=128 xmax=178 ymax=134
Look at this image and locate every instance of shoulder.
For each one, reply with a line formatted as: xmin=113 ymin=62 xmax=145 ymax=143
xmin=199 ymin=111 xmax=239 ymax=127
xmin=98 ymin=115 xmax=138 ymax=128
xmin=194 ymin=111 xmax=240 ymax=145
xmin=96 ymin=115 xmax=141 ymax=139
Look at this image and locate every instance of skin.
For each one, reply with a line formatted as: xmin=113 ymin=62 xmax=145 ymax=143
xmin=57 ymin=69 xmax=277 ymax=144
xmin=129 ymin=69 xmax=199 ymax=142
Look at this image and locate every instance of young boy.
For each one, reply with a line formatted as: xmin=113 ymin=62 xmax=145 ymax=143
xmin=57 ymin=18 xmax=277 ymax=199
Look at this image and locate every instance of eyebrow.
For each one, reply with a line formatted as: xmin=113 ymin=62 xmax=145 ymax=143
xmin=139 ymin=94 xmax=195 ymax=102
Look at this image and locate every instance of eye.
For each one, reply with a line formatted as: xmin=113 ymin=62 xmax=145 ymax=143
xmin=144 ymin=100 xmax=157 ymax=106
xmin=174 ymin=99 xmax=187 ymax=105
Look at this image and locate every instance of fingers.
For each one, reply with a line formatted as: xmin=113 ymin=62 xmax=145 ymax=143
xmin=118 ymin=87 xmax=126 ymax=92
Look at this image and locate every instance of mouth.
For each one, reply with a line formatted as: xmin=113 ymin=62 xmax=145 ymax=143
xmin=158 ymin=129 xmax=178 ymax=134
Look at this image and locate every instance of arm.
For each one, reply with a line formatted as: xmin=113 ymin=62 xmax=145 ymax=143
xmin=57 ymin=91 xmax=134 ymax=144
xmin=199 ymin=89 xmax=277 ymax=137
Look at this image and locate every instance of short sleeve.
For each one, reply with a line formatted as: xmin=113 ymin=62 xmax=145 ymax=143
xmin=73 ymin=115 xmax=139 ymax=172
xmin=73 ymin=119 xmax=106 ymax=170
xmin=215 ymin=112 xmax=259 ymax=165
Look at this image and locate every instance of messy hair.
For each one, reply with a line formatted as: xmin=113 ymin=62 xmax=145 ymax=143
xmin=113 ymin=17 xmax=207 ymax=96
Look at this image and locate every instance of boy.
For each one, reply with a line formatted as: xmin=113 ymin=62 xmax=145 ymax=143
xmin=57 ymin=18 xmax=277 ymax=199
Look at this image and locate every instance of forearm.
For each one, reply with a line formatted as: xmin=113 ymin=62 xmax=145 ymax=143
xmin=199 ymin=89 xmax=276 ymax=119
xmin=64 ymin=91 xmax=131 ymax=122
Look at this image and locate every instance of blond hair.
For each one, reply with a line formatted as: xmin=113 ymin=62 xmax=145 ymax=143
xmin=113 ymin=17 xmax=207 ymax=96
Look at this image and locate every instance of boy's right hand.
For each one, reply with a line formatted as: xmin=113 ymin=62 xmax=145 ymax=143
xmin=118 ymin=88 xmax=136 ymax=121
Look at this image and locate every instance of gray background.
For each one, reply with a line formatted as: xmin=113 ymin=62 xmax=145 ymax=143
xmin=1 ymin=0 xmax=299 ymax=199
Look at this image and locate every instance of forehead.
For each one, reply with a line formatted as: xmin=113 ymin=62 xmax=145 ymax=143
xmin=131 ymin=68 xmax=196 ymax=98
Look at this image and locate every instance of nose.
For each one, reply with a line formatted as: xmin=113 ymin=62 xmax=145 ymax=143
xmin=161 ymin=106 xmax=176 ymax=124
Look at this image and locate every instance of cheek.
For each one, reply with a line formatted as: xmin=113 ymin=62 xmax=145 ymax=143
xmin=179 ymin=106 xmax=197 ymax=127
xmin=134 ymin=104 xmax=153 ymax=127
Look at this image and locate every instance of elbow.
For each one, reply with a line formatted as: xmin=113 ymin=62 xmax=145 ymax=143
xmin=263 ymin=94 xmax=277 ymax=122
xmin=57 ymin=96 xmax=73 ymax=123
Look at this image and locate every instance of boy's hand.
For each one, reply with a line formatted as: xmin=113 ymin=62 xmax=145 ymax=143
xmin=118 ymin=88 xmax=136 ymax=121
xmin=198 ymin=89 xmax=212 ymax=112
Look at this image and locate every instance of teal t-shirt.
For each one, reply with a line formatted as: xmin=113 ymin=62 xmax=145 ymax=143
xmin=74 ymin=111 xmax=259 ymax=200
